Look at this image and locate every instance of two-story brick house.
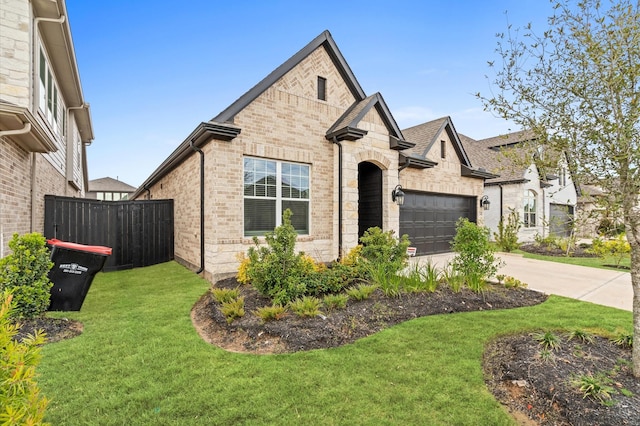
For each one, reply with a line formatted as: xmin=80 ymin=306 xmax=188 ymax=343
xmin=460 ymin=131 xmax=578 ymax=241
xmin=132 ymin=31 xmax=492 ymax=281
xmin=0 ymin=0 xmax=93 ymax=256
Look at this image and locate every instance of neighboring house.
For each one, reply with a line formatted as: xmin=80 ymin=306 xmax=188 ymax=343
xmin=87 ymin=177 xmax=136 ymax=201
xmin=132 ymin=31 xmax=492 ymax=281
xmin=461 ymin=131 xmax=578 ymax=242
xmin=0 ymin=0 xmax=93 ymax=256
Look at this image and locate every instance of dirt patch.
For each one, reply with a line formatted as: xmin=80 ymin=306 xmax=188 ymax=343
xmin=485 ymin=333 xmax=639 ymax=425
xmin=519 ymin=243 xmax=598 ymax=258
xmin=192 ymin=277 xmax=548 ymax=354
xmin=15 ymin=317 xmax=83 ymax=344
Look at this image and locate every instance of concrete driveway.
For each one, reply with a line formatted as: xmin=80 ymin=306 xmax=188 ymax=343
xmin=414 ymin=252 xmax=633 ymax=312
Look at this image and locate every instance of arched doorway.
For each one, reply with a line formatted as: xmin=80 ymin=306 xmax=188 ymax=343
xmin=358 ymin=161 xmax=383 ymax=239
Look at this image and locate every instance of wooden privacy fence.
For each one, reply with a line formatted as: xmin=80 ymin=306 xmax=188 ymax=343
xmin=44 ymin=195 xmax=174 ymax=272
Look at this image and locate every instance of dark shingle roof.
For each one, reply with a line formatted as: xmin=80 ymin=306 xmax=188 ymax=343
xmin=459 ymin=132 xmax=531 ymax=185
xmin=401 ymin=117 xmax=471 ymax=166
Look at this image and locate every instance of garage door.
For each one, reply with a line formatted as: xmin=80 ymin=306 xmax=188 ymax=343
xmin=400 ymin=192 xmax=477 ymax=255
xmin=549 ymin=203 xmax=574 ymax=237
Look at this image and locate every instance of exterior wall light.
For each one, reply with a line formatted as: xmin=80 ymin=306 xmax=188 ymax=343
xmin=392 ymin=185 xmax=405 ymax=206
xmin=480 ymin=195 xmax=490 ymax=210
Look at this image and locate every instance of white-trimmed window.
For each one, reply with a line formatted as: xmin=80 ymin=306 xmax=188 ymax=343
xmin=38 ymin=48 xmax=63 ymax=136
xmin=243 ymin=157 xmax=310 ymax=236
xmin=523 ymin=189 xmax=537 ymax=227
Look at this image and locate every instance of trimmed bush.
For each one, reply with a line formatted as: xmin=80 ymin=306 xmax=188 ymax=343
xmin=0 ymin=233 xmax=53 ymax=319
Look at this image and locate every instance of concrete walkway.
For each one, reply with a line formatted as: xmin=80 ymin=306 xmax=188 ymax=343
xmin=413 ymin=252 xmax=633 ymax=312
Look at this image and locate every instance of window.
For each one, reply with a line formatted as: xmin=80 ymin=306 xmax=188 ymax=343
xmin=244 ymin=157 xmax=310 ymax=236
xmin=38 ymin=48 xmax=62 ymax=135
xmin=558 ymin=167 xmax=567 ymax=186
xmin=317 ymin=76 xmax=326 ymax=101
xmin=440 ymin=140 xmax=446 ymax=159
xmin=523 ymin=190 xmax=537 ymax=227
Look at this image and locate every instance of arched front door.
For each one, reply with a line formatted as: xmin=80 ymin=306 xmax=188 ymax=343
xmin=358 ymin=161 xmax=383 ymax=240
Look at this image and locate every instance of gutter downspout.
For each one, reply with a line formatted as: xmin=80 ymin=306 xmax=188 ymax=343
xmin=190 ymin=140 xmax=205 ymax=274
xmin=331 ymin=137 xmax=343 ymax=260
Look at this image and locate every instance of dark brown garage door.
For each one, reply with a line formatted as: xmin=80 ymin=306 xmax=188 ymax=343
xmin=400 ymin=192 xmax=477 ymax=255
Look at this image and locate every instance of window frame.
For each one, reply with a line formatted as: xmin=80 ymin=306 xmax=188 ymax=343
xmin=440 ymin=140 xmax=446 ymax=159
xmin=38 ymin=47 xmax=63 ymax=136
xmin=243 ymin=157 xmax=310 ymax=237
xmin=523 ymin=189 xmax=537 ymax=228
xmin=317 ymin=76 xmax=327 ymax=101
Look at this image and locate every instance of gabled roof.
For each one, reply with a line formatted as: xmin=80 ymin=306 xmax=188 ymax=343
xmin=89 ymin=177 xmax=137 ymax=192
xmin=402 ymin=116 xmax=472 ymax=166
xmin=459 ymin=132 xmax=529 ymax=185
xmin=326 ymin=93 xmax=413 ymax=149
xmin=477 ymin=129 xmax=536 ymax=150
xmin=214 ymin=30 xmax=366 ymax=123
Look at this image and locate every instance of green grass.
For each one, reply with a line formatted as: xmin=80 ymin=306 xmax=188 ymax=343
xmin=38 ymin=261 xmax=632 ymax=425
xmin=516 ymin=250 xmax=631 ymax=271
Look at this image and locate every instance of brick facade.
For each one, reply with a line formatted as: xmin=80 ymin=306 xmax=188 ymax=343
xmin=137 ymin=34 xmax=489 ymax=283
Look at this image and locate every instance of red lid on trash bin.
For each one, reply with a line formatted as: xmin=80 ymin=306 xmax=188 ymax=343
xmin=47 ymin=239 xmax=112 ymax=256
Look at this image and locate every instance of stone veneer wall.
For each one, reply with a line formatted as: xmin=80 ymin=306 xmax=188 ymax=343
xmin=0 ymin=0 xmax=31 ymax=108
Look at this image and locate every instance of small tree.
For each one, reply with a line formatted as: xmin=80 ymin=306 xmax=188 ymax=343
xmin=494 ymin=208 xmax=521 ymax=252
xmin=245 ymin=209 xmax=311 ymax=305
xmin=479 ymin=0 xmax=640 ymax=376
xmin=451 ymin=218 xmax=501 ymax=290
xmin=0 ymin=233 xmax=53 ymax=319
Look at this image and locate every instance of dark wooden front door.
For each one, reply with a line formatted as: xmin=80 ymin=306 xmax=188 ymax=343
xmin=358 ymin=162 xmax=383 ymax=239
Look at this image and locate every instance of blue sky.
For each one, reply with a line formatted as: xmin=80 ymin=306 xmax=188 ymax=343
xmin=66 ymin=0 xmax=555 ymax=187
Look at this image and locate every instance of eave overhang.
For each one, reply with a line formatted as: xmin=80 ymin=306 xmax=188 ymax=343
xmin=461 ymin=164 xmax=500 ymax=180
xmin=0 ymin=102 xmax=57 ymax=152
xmin=399 ymin=153 xmax=437 ymax=169
xmin=131 ymin=121 xmax=241 ymax=198
xmin=484 ymin=178 xmax=530 ymax=186
xmin=390 ymin=135 xmax=415 ymax=151
xmin=325 ymin=126 xmax=368 ymax=141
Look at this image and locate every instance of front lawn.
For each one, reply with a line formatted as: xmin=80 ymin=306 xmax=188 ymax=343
xmin=39 ymin=262 xmax=632 ymax=425
xmin=517 ymin=250 xmax=631 ymax=271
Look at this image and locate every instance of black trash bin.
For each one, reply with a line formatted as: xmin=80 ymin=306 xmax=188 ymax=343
xmin=47 ymin=239 xmax=112 ymax=311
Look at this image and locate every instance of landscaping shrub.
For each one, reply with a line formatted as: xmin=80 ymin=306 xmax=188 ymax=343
xmin=0 ymin=233 xmax=53 ymax=319
xmin=289 ymin=296 xmax=322 ymax=317
xmin=220 ymin=297 xmax=245 ymax=324
xmin=323 ymin=293 xmax=348 ymax=310
xmin=450 ymin=219 xmax=500 ymax=290
xmin=304 ymin=263 xmax=361 ymax=296
xmin=590 ymin=234 xmax=630 ymax=268
xmin=253 ymin=304 xmax=287 ymax=322
xmin=402 ymin=262 xmax=440 ymax=293
xmin=346 ymin=284 xmax=378 ymax=301
xmin=493 ymin=208 xmax=521 ymax=252
xmin=0 ymin=292 xmax=49 ymax=425
xmin=245 ymin=209 xmax=312 ymax=305
xmin=358 ymin=227 xmax=410 ymax=275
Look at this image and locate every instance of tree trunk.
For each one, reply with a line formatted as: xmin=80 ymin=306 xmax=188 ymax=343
xmin=631 ymin=241 xmax=640 ymax=378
